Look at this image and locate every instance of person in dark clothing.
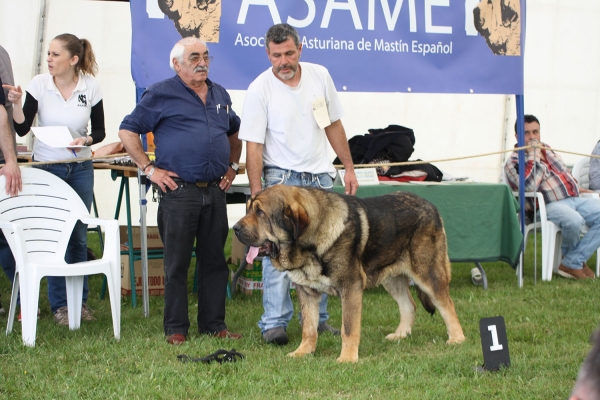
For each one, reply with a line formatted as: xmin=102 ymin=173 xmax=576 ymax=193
xmin=119 ymin=37 xmax=242 ymax=345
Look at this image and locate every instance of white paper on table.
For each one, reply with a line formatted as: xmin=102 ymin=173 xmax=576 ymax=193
xmin=339 ymin=168 xmax=380 ymax=186
xmin=30 ymin=126 xmax=84 ymax=148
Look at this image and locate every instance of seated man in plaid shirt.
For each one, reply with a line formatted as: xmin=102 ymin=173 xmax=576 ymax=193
xmin=505 ymin=114 xmax=600 ymax=280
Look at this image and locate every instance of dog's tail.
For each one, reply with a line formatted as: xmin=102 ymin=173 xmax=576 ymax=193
xmin=414 ymin=286 xmax=436 ymax=316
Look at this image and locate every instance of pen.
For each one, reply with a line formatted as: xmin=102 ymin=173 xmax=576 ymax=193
xmin=217 ymin=104 xmax=220 ymax=114
xmin=70 ymin=149 xmax=77 ymax=157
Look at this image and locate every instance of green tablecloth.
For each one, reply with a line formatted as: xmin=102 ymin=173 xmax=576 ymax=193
xmin=333 ymin=183 xmax=522 ymax=266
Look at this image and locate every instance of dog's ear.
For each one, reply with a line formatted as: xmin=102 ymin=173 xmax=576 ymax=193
xmin=284 ymin=202 xmax=309 ymax=240
xmin=247 ymin=192 xmax=261 ymax=213
xmin=501 ymin=0 xmax=519 ymax=25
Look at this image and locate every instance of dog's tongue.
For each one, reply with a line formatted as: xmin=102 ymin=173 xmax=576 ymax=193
xmin=246 ymin=246 xmax=260 ymax=264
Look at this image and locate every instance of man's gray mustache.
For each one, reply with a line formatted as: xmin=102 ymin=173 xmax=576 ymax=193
xmin=194 ymin=66 xmax=209 ymax=72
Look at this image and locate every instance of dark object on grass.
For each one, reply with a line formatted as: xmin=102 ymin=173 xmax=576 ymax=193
xmin=87 ymin=247 xmax=96 ymax=261
xmin=177 ymin=349 xmax=245 ymax=364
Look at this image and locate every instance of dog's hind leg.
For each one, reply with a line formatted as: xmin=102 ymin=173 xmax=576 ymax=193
xmin=288 ymin=285 xmax=320 ymax=358
xmin=382 ymin=274 xmax=416 ymax=341
xmin=433 ymin=292 xmax=466 ymax=344
xmin=419 ymin=282 xmax=466 ymax=345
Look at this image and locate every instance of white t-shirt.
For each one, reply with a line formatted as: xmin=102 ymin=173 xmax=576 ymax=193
xmin=27 ymin=73 xmax=102 ymax=161
xmin=239 ymin=62 xmax=344 ymax=176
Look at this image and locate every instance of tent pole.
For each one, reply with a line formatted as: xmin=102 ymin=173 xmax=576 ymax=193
xmin=515 ymin=95 xmax=526 ymax=288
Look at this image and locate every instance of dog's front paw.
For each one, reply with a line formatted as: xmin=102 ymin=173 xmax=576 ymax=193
xmin=287 ymin=349 xmax=314 ymax=358
xmin=385 ymin=328 xmax=411 ymax=341
xmin=446 ymin=334 xmax=466 ymax=345
xmin=288 ymin=339 xmax=317 ymax=357
xmin=336 ymin=354 xmax=358 ymax=363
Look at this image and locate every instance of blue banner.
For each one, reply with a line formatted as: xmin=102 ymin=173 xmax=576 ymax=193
xmin=131 ymin=0 xmax=524 ymax=94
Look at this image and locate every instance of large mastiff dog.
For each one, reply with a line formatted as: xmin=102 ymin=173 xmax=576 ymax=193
xmin=233 ymin=185 xmax=465 ymax=362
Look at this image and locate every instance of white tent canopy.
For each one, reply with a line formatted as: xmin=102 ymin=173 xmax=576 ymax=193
xmin=1 ymin=0 xmax=599 ymax=226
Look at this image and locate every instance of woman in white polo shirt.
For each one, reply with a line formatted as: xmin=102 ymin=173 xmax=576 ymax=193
xmin=5 ymin=33 xmax=106 ymax=326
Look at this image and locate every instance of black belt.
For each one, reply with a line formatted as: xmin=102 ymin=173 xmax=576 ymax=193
xmin=172 ymin=178 xmax=220 ymax=188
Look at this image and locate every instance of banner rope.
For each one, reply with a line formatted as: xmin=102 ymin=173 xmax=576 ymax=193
xmin=332 ymin=145 xmax=600 ymax=169
xmin=8 ymin=152 xmax=133 ymax=167
xmin=5 ymin=145 xmax=600 ymax=169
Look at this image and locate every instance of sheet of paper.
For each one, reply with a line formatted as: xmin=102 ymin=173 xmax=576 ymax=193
xmin=339 ymin=168 xmax=380 ymax=186
xmin=30 ymin=126 xmax=83 ymax=148
xmin=312 ymin=97 xmax=330 ymax=129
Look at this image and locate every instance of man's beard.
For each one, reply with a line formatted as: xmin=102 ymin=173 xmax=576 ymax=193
xmin=276 ymin=64 xmax=297 ymax=80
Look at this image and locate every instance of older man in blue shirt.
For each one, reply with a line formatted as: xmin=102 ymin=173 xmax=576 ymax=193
xmin=119 ymin=37 xmax=242 ymax=345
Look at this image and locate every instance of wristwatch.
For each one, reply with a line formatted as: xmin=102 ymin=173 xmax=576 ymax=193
xmin=229 ymin=162 xmax=239 ymax=174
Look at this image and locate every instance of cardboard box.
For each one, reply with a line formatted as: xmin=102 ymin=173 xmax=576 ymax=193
xmin=237 ymin=276 xmax=263 ymax=295
xmin=230 ymin=234 xmax=246 ymax=266
xmin=120 ymin=226 xmax=163 ymax=250
xmin=121 ymin=254 xmax=165 ymax=296
xmin=232 ymin=258 xmax=294 ymax=295
xmin=233 ymin=257 xmax=262 ymax=295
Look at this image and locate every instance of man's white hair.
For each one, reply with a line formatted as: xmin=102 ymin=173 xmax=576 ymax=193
xmin=169 ymin=37 xmax=209 ymax=70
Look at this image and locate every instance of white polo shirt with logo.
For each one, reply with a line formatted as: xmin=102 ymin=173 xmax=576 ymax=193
xmin=27 ymin=72 xmax=102 ymax=161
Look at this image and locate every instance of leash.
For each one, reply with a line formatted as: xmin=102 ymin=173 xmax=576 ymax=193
xmin=177 ymin=348 xmax=245 ymax=364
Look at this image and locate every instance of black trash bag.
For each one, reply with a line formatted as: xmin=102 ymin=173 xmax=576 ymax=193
xmin=334 ymin=125 xmax=415 ymax=165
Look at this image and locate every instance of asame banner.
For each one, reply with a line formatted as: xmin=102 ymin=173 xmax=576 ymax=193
xmin=130 ymin=0 xmax=524 ymax=94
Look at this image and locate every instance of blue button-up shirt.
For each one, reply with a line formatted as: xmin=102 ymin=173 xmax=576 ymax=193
xmin=120 ymin=76 xmax=240 ymax=183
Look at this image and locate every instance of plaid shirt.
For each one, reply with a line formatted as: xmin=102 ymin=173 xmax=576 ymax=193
xmin=505 ymin=142 xmax=579 ymax=211
xmin=590 ymin=141 xmax=600 ymax=190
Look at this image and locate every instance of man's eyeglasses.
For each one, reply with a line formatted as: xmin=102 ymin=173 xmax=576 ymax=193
xmin=189 ymin=54 xmax=213 ymax=64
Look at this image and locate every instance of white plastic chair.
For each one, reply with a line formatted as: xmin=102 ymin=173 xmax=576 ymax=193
xmin=572 ymin=157 xmax=592 ymax=190
xmin=0 ymin=167 xmax=121 ymax=347
xmin=501 ymin=167 xmax=561 ymax=282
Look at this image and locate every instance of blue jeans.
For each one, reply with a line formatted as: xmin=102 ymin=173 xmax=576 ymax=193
xmin=157 ymin=182 xmax=230 ymax=336
xmin=35 ymin=160 xmax=93 ymax=313
xmin=258 ymin=167 xmax=335 ymax=333
xmin=0 ymin=230 xmax=17 ymax=304
xmin=546 ymin=196 xmax=600 ymax=270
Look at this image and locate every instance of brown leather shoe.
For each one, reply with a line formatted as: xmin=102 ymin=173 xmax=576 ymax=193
xmin=213 ymin=329 xmax=242 ymax=340
xmin=557 ymin=263 xmax=592 ymax=280
xmin=167 ymin=333 xmax=186 ymax=345
xmin=582 ymin=263 xmax=596 ymax=278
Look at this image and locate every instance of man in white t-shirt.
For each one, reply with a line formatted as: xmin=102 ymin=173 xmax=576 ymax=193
xmin=239 ymin=23 xmax=358 ymax=345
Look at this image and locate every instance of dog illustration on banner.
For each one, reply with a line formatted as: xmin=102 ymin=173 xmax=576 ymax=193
xmin=473 ymin=0 xmax=521 ymax=56
xmin=158 ymin=0 xmax=221 ymax=42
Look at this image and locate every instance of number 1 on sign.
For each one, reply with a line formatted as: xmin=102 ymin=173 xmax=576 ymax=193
xmin=488 ymin=325 xmax=503 ymax=351
xmin=479 ymin=316 xmax=510 ymax=371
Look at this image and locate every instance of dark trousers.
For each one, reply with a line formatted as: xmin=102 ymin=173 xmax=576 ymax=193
xmin=0 ymin=230 xmax=16 ymax=299
xmin=157 ymin=183 xmax=230 ymax=336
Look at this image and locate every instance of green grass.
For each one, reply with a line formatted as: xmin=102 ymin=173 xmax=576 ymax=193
xmin=0 ymin=232 xmax=597 ymax=399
